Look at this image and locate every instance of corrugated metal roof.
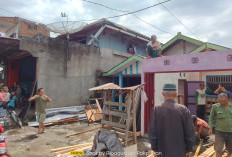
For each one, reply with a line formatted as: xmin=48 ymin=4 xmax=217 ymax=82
xmin=89 ymin=83 xmax=144 ymax=91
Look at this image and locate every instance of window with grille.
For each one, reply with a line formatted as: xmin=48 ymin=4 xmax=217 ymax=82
xmin=206 ymin=75 xmax=232 ymax=97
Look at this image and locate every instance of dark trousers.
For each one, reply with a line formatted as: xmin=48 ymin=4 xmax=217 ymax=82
xmin=197 ymin=105 xmax=206 ymax=119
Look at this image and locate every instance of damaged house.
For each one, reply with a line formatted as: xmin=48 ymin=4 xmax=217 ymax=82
xmin=0 ymin=17 xmax=149 ymax=108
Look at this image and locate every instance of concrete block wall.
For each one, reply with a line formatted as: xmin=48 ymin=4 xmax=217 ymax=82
xmin=19 ymin=35 xmax=127 ymax=108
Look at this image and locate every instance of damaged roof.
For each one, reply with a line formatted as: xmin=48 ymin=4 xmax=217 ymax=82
xmin=89 ymin=83 xmax=144 ymax=91
xmin=58 ymin=18 xmax=150 ymax=42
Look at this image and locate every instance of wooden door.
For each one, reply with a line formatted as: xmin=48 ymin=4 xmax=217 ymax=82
xmin=144 ymin=73 xmax=154 ymax=133
xmin=187 ymin=81 xmax=203 ymax=115
xmin=7 ymin=60 xmax=19 ymax=87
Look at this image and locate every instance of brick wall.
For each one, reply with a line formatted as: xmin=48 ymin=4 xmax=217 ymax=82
xmin=0 ymin=17 xmax=50 ymax=37
xmin=19 ymin=19 xmax=49 ymax=37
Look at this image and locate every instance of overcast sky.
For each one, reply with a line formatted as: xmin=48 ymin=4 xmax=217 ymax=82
xmin=0 ymin=0 xmax=232 ymax=48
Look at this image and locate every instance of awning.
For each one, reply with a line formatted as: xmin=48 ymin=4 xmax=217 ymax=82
xmin=89 ymin=83 xmax=144 ymax=91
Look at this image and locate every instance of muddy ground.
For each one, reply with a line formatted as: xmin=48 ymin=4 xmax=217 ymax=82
xmin=5 ymin=122 xmax=152 ymax=157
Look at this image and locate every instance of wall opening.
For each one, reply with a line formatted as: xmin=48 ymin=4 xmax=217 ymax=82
xmin=7 ymin=55 xmax=37 ymax=98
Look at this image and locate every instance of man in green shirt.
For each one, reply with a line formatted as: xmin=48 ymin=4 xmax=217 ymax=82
xmin=208 ymin=93 xmax=232 ymax=157
xmin=195 ymin=83 xmax=212 ymax=119
xmin=29 ymin=88 xmax=52 ymax=137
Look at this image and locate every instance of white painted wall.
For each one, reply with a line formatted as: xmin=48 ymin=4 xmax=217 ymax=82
xmin=154 ymin=72 xmax=188 ymax=105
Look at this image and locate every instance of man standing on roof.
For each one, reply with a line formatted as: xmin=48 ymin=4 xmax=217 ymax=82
xmin=149 ymin=84 xmax=195 ymax=157
xmin=146 ymin=35 xmax=162 ymax=58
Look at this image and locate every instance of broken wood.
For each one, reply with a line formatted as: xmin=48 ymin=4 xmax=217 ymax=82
xmin=43 ymin=117 xmax=80 ymax=126
xmin=66 ymin=127 xmax=101 ymax=138
xmin=198 ymin=145 xmax=215 ymax=157
xmin=85 ymin=98 xmax=103 ymax=122
xmin=54 ymin=144 xmax=93 ymax=155
xmin=194 ymin=139 xmax=203 ymax=157
xmin=202 ymin=141 xmax=215 ymax=147
xmin=51 ymin=143 xmax=92 ymax=152
xmin=59 ymin=145 xmax=93 ymax=157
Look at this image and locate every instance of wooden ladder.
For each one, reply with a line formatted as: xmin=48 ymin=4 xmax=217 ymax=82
xmin=101 ymin=87 xmax=142 ymax=147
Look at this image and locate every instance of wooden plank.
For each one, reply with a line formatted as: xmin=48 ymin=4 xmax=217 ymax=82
xmin=85 ymin=108 xmax=102 ymax=122
xmin=66 ymin=127 xmax=101 ymax=138
xmin=125 ymin=91 xmax=133 ymax=146
xmin=194 ymin=139 xmax=203 ymax=157
xmin=51 ymin=143 xmax=92 ymax=152
xmin=104 ymin=101 xmax=128 ymax=107
xmin=101 ymin=120 xmax=127 ymax=129
xmin=198 ymin=145 xmax=215 ymax=157
xmin=54 ymin=144 xmax=93 ymax=155
xmin=95 ymin=99 xmax=102 ymax=113
xmin=102 ymin=110 xmax=128 ymax=119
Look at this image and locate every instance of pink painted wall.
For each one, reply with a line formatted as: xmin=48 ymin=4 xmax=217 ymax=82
xmin=142 ymin=50 xmax=232 ymax=73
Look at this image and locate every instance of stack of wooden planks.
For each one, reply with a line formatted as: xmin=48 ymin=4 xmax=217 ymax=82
xmin=51 ymin=143 xmax=93 ymax=157
xmin=43 ymin=117 xmax=81 ymax=126
xmin=198 ymin=144 xmax=227 ymax=157
xmin=198 ymin=144 xmax=216 ymax=157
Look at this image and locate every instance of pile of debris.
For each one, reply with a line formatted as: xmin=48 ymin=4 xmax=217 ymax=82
xmin=28 ymin=106 xmax=86 ymax=127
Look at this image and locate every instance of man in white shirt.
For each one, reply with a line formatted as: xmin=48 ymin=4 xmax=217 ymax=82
xmin=146 ymin=35 xmax=162 ymax=58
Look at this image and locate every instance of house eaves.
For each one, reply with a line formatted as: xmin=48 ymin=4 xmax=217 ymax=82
xmin=190 ymin=42 xmax=230 ymax=54
xmin=103 ymin=55 xmax=144 ymax=77
xmin=161 ymin=32 xmax=204 ymax=51
xmin=58 ymin=19 xmax=150 ymax=42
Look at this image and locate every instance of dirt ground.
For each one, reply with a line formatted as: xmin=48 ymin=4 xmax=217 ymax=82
xmin=4 ymin=121 xmax=219 ymax=157
xmin=4 ymin=122 xmax=152 ymax=157
xmin=5 ymin=122 xmax=101 ymax=157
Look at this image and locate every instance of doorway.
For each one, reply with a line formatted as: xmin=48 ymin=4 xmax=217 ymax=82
xmin=7 ymin=55 xmax=37 ymax=98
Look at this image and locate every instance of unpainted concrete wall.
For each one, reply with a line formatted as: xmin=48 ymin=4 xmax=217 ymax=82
xmin=19 ymin=35 xmax=129 ymax=108
xmin=164 ymin=40 xmax=199 ymax=56
xmin=20 ymin=35 xmax=102 ymax=108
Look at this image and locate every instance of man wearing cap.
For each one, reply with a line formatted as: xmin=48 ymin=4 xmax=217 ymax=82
xmin=195 ymin=83 xmax=212 ymax=119
xmin=146 ymin=35 xmax=162 ymax=58
xmin=149 ymin=84 xmax=195 ymax=157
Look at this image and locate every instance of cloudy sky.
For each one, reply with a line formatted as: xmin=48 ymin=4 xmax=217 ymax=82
xmin=0 ymin=0 xmax=232 ymax=48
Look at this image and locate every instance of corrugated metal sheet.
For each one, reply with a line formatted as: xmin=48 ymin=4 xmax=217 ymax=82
xmin=28 ymin=105 xmax=86 ymax=127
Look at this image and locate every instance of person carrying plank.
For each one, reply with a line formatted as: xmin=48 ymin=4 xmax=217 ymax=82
xmin=29 ymin=88 xmax=52 ymax=137
xmin=149 ymin=84 xmax=195 ymax=157
xmin=146 ymin=35 xmax=162 ymax=58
